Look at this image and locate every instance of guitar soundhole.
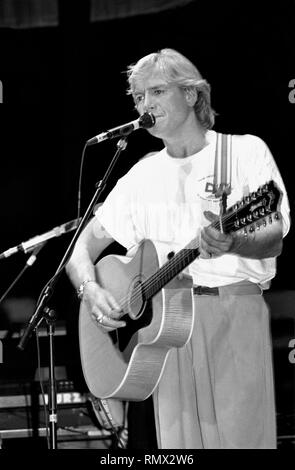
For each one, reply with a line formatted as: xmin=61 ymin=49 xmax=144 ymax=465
xmin=127 ymin=276 xmax=146 ymax=320
xmin=109 ymin=277 xmax=153 ymax=355
xmin=114 ymin=299 xmax=153 ymax=354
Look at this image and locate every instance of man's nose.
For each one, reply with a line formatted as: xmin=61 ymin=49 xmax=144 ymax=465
xmin=143 ymin=93 xmax=155 ymax=112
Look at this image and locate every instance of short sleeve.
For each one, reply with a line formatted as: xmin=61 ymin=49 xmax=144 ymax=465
xmin=94 ymin=173 xmax=141 ymax=250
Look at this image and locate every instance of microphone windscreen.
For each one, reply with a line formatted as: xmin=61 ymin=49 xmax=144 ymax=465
xmin=139 ymin=112 xmax=156 ymax=129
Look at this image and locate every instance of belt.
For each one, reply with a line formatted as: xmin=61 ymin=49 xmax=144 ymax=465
xmin=193 ymin=281 xmax=262 ymax=296
xmin=193 ymin=286 xmax=219 ymax=296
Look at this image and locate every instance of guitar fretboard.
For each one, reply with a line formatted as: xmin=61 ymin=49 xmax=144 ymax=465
xmin=143 ymin=246 xmax=200 ymax=299
xmin=141 ymin=180 xmax=279 ymax=301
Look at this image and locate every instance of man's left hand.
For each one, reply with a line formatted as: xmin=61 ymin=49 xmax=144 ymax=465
xmin=199 ymin=210 xmax=234 ymax=259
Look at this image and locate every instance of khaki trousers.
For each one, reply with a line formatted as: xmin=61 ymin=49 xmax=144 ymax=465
xmin=153 ymin=287 xmax=276 ymax=449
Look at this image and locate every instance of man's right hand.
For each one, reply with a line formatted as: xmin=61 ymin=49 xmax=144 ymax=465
xmin=82 ymin=282 xmax=126 ymax=332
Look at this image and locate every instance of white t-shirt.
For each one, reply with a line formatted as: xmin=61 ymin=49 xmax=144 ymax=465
xmin=95 ymin=130 xmax=290 ymax=288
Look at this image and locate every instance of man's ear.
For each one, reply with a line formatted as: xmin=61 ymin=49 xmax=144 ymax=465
xmin=185 ymin=87 xmax=198 ymax=107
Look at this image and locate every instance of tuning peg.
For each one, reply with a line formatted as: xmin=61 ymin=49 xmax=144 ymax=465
xmin=257 ymin=188 xmax=263 ymax=196
xmin=268 ymin=215 xmax=273 ymax=224
xmin=262 ymin=219 xmax=267 ymax=227
xmin=249 ymin=225 xmax=255 ymax=233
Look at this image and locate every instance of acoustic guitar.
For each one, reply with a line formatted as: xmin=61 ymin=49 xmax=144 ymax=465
xmin=79 ymin=181 xmax=281 ymax=401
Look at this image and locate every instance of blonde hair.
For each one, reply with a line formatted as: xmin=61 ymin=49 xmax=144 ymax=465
xmin=126 ymin=48 xmax=216 ymax=130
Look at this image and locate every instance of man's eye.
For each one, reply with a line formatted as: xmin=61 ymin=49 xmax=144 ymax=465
xmin=135 ymin=95 xmax=144 ymax=104
xmin=153 ymin=88 xmax=165 ymax=95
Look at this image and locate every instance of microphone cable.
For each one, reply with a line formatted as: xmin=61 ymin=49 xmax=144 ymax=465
xmin=77 ymin=142 xmax=88 ymax=220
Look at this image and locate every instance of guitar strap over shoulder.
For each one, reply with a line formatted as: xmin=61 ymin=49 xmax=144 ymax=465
xmin=213 ymin=132 xmax=232 ymax=199
xmin=213 ymin=133 xmax=232 ymax=215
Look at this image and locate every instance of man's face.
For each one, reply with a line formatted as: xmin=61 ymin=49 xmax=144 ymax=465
xmin=132 ymin=69 xmax=194 ymax=140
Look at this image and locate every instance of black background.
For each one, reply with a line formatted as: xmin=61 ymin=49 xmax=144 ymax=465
xmin=0 ymin=0 xmax=294 ymax=299
xmin=0 ymin=0 xmax=294 ymax=428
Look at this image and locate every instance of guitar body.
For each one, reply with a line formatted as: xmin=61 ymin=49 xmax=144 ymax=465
xmin=79 ymin=181 xmax=281 ymax=402
xmin=79 ymin=239 xmax=194 ymax=401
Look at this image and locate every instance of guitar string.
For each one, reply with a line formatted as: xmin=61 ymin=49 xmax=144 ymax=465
xmin=98 ymin=182 xmax=274 ymax=315
xmin=136 ymin=211 xmax=234 ymax=300
xmin=115 ymin=216 xmax=223 ymax=311
xmin=139 ymin=184 xmax=276 ymax=300
xmin=113 ymin=196 xmax=270 ymax=312
xmin=115 ymin=197 xmax=273 ymax=312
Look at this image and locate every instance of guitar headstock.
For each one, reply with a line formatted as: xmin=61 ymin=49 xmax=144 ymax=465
xmin=222 ymin=180 xmax=282 ymax=234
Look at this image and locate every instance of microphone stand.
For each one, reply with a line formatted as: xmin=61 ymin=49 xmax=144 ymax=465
xmin=44 ymin=307 xmax=58 ymax=449
xmin=0 ymin=242 xmax=47 ymax=305
xmin=17 ymin=137 xmax=129 ymax=449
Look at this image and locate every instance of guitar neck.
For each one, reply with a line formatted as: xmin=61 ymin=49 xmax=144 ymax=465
xmin=143 ymin=245 xmax=200 ymax=299
xmin=142 ymin=213 xmax=229 ymax=299
xmin=142 ymin=180 xmax=280 ymax=300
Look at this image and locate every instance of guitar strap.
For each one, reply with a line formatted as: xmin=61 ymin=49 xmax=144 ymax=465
xmin=213 ymin=133 xmax=232 ymax=198
xmin=213 ymin=133 xmax=232 ymax=215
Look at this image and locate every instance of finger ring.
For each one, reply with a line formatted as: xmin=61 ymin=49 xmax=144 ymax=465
xmin=97 ymin=313 xmax=105 ymax=324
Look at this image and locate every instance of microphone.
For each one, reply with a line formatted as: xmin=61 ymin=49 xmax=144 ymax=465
xmin=0 ymin=218 xmax=81 ymax=260
xmin=86 ymin=112 xmax=155 ymax=146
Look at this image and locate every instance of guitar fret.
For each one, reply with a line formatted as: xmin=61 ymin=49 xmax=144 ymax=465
xmin=143 ymin=247 xmax=200 ymax=299
xmin=142 ymin=181 xmax=279 ymax=300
